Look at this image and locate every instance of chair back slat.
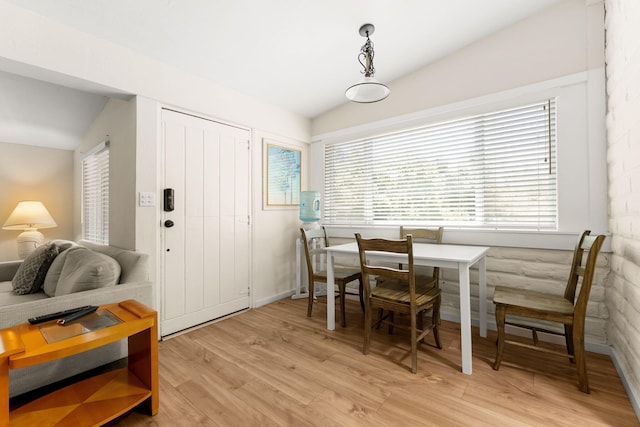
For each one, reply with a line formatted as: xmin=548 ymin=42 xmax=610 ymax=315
xmin=300 ymin=227 xmax=328 ymax=278
xmin=563 ymin=230 xmax=606 ymax=319
xmin=400 ymin=226 xmax=443 ymax=242
xmin=399 ymin=226 xmax=443 ymax=284
xmin=356 ymin=233 xmax=415 ymax=300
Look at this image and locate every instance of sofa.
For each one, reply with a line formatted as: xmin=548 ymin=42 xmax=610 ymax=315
xmin=0 ymin=240 xmax=153 ymax=397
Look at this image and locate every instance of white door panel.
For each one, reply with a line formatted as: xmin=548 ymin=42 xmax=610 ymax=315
xmin=161 ymin=109 xmax=250 ymax=336
xmin=162 ymin=119 xmax=186 ymax=321
xmin=203 ymin=216 xmax=221 ymax=307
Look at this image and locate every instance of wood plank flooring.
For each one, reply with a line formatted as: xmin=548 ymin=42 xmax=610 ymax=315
xmin=110 ymin=296 xmax=639 ymax=426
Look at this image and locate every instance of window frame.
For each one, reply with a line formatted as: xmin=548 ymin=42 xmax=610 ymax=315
xmin=323 ymin=99 xmax=558 ymax=230
xmin=310 ymin=73 xmax=608 ymax=250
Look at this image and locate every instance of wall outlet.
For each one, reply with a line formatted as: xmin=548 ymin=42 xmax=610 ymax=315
xmin=139 ymin=192 xmax=156 ymax=207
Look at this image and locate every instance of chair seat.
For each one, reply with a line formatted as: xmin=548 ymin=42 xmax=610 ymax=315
xmin=493 ymin=286 xmax=574 ymax=316
xmin=372 ymin=280 xmax=440 ymax=306
xmin=315 ymin=266 xmax=362 ymax=283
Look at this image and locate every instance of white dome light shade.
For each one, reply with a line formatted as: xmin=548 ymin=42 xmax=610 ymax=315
xmin=345 ymin=77 xmax=390 ymax=103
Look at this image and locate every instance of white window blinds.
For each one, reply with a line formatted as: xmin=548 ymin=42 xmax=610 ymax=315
xmin=324 ymin=99 xmax=557 ymax=230
xmin=82 ymin=141 xmax=109 ymax=244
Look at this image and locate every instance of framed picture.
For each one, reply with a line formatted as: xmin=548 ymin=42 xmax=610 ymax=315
xmin=264 ymin=140 xmax=301 ymax=207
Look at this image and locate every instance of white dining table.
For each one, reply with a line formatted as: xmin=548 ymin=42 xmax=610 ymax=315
xmin=325 ymin=241 xmax=489 ymax=375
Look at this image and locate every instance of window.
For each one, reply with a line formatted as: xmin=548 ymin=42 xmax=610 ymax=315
xmin=324 ymin=99 xmax=557 ymax=230
xmin=82 ymin=140 xmax=109 ymax=244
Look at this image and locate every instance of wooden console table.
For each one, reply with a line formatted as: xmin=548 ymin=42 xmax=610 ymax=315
xmin=0 ymin=299 xmax=158 ymax=426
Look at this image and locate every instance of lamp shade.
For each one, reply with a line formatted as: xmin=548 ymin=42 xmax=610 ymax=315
xmin=2 ymin=201 xmax=57 ymax=230
xmin=345 ymin=77 xmax=390 ymax=103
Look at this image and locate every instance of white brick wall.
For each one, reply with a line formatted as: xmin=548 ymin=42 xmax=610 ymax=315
xmin=605 ymin=0 xmax=640 ymax=407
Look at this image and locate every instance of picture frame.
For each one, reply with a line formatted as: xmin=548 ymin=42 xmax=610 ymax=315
xmin=264 ymin=140 xmax=301 ymax=208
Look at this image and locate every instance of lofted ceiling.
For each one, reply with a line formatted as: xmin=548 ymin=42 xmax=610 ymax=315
xmin=1 ymin=0 xmax=563 ymax=149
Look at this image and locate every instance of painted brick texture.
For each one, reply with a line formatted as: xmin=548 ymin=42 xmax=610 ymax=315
xmin=605 ymin=0 xmax=640 ymax=405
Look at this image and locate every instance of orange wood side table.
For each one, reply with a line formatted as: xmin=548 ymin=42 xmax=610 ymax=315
xmin=0 ymin=299 xmax=159 ymax=427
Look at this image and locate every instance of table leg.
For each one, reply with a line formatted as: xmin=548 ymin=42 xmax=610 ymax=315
xmin=291 ymin=238 xmax=309 ymax=300
xmin=478 ymin=256 xmax=487 ymax=338
xmin=128 ymin=312 xmax=159 ymax=415
xmin=458 ymin=263 xmax=472 ymax=375
xmin=1 ymin=357 xmax=9 ymax=427
xmin=326 ymin=253 xmax=335 ymax=331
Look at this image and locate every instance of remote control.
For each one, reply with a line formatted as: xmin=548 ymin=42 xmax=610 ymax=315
xmin=28 ymin=305 xmax=96 ymax=324
xmin=57 ymin=306 xmax=99 ymax=325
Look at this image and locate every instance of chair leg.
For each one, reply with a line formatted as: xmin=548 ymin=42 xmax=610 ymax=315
xmin=363 ymin=304 xmax=372 ymax=355
xmin=358 ymin=278 xmax=365 ymax=312
xmin=417 ymin=311 xmax=424 ymax=343
xmin=432 ymin=298 xmax=442 ymax=349
xmin=339 ymin=282 xmax=347 ymax=327
xmin=565 ymin=324 xmax=575 ymax=363
xmin=493 ymin=305 xmax=506 ymax=370
xmin=307 ymin=279 xmax=315 ymax=317
xmin=375 ymin=308 xmax=384 ymax=329
xmin=573 ymin=331 xmax=590 ymax=393
xmin=388 ymin=311 xmax=395 ymax=334
xmin=410 ymin=309 xmax=418 ymax=374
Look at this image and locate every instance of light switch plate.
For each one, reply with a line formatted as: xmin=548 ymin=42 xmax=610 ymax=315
xmin=139 ymin=192 xmax=156 ymax=207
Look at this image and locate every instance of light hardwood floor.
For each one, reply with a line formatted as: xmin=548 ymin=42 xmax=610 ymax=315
xmin=111 ymin=296 xmax=639 ymax=426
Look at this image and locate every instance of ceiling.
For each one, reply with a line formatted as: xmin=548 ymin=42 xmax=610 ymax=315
xmin=1 ymin=0 xmax=563 ymax=149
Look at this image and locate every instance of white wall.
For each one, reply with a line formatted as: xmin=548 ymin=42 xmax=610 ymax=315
xmin=251 ymin=131 xmax=309 ymax=305
xmin=0 ymin=1 xmax=311 ymax=314
xmin=605 ymin=0 xmax=640 ymax=415
xmin=0 ymin=142 xmax=73 ymax=260
xmin=74 ymin=98 xmax=136 ymax=249
xmin=312 ymin=0 xmax=599 ymax=136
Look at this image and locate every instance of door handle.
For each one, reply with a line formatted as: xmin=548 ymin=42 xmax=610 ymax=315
xmin=164 ymin=220 xmax=174 ymax=228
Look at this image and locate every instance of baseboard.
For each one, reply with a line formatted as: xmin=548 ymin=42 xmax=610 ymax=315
xmin=254 ymin=290 xmax=295 ymax=308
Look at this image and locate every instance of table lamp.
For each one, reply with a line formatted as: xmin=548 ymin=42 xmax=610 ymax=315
xmin=2 ymin=201 xmax=57 ymax=259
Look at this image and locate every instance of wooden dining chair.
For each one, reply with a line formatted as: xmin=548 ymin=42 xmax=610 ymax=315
xmin=300 ymin=227 xmax=363 ymax=327
xmin=399 ymin=226 xmax=444 ymax=289
xmin=373 ymin=227 xmax=444 ymax=338
xmin=492 ymin=230 xmax=606 ymax=393
xmin=355 ymin=233 xmax=442 ymax=374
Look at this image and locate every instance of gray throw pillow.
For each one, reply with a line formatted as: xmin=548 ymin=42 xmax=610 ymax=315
xmin=50 ymin=239 xmax=78 ymax=252
xmin=54 ymin=247 xmax=121 ymax=296
xmin=42 ymin=247 xmax=72 ymax=297
xmin=12 ymin=242 xmax=60 ymax=295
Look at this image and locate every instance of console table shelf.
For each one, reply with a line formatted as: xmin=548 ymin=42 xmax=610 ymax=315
xmin=0 ymin=300 xmax=158 ymax=427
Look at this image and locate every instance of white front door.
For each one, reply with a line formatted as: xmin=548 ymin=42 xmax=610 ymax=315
xmin=161 ymin=109 xmax=250 ymax=336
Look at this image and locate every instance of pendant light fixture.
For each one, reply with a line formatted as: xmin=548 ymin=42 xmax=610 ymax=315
xmin=345 ymin=23 xmax=390 ymax=103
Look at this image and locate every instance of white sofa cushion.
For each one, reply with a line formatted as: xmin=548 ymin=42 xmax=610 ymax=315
xmin=0 ymin=281 xmax=47 ymax=305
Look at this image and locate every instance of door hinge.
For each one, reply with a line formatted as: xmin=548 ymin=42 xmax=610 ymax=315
xmin=247 ymin=140 xmax=250 ymax=150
